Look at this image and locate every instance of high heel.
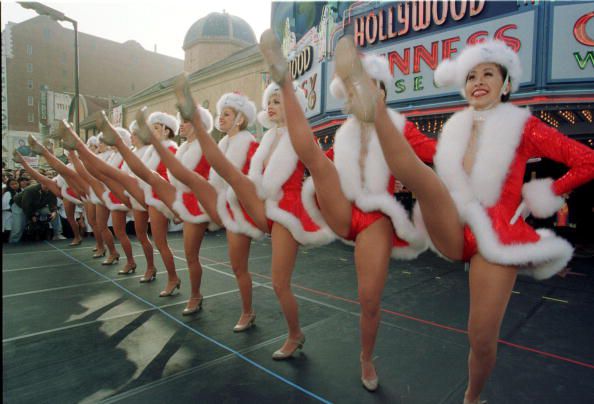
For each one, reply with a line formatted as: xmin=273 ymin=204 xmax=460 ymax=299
xmin=272 ymin=334 xmax=305 ymax=360
xmin=139 ymin=269 xmax=157 ymax=283
xmin=174 ymin=74 xmax=197 ymax=122
xmin=159 ymin=280 xmax=181 ymax=297
xmin=69 ymin=239 xmax=83 ymax=246
xmin=259 ymin=29 xmax=288 ymax=85
xmin=182 ymin=296 xmax=203 ymax=316
xmin=463 ymin=398 xmax=487 ymax=404
xmin=334 ymin=36 xmax=379 ymax=123
xmin=118 ymin=263 xmax=137 ymax=275
xmin=134 ymin=108 xmax=154 ymax=145
xmin=360 ymin=353 xmax=379 ymax=392
xmin=233 ymin=312 xmax=256 ymax=332
xmin=102 ymin=253 xmax=120 ymax=265
xmin=92 ymin=250 xmax=106 ymax=258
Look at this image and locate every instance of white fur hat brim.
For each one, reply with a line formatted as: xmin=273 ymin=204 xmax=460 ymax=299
xmin=330 ymin=54 xmax=392 ymax=100
xmin=216 ymin=93 xmax=257 ymax=128
xmin=86 ymin=135 xmax=99 ymax=146
xmin=258 ymin=82 xmax=307 ymax=128
xmin=148 ymin=112 xmax=180 ymax=135
xmin=128 ymin=120 xmax=138 ymax=134
xmin=115 ymin=127 xmax=132 ymax=148
xmin=434 ymin=40 xmax=522 ymax=93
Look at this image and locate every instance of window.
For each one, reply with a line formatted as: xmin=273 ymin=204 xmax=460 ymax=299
xmin=27 ymin=80 xmax=33 ymax=90
xmin=26 ymin=44 xmax=33 ymax=55
xmin=27 ymin=96 xmax=34 ymax=106
xmin=26 ymin=63 xmax=33 ymax=73
xmin=27 ymin=112 xmax=35 ymax=122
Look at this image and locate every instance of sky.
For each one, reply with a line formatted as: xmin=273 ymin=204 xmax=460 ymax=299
xmin=1 ymin=0 xmax=273 ymax=60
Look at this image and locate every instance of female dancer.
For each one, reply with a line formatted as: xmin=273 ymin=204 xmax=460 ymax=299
xmin=331 ymin=38 xmax=594 ymax=403
xmin=98 ymin=108 xmax=215 ymax=314
xmin=259 ymin=30 xmax=434 ymax=391
xmin=93 ymin=112 xmax=180 ymax=297
xmin=174 ymin=77 xmax=334 ymax=351
xmin=82 ymin=135 xmax=105 ymax=254
xmin=131 ymin=102 xmax=259 ymax=326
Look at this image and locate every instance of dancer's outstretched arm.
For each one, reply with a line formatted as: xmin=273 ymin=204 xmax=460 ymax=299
xmin=333 ymin=36 xmax=463 ymax=259
xmin=136 ymin=118 xmax=221 ymax=225
xmin=174 ymin=75 xmax=268 ymax=231
xmin=14 ymin=151 xmax=62 ymax=197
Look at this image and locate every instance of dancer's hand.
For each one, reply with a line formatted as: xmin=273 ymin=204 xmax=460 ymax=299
xmin=174 ymin=73 xmax=197 ymax=122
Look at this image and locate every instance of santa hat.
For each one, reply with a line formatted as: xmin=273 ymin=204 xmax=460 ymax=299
xmin=215 ymin=92 xmax=257 ymax=131
xmin=257 ymin=82 xmax=307 ymax=128
xmin=330 ymin=54 xmax=393 ymax=99
xmin=115 ymin=127 xmax=132 ymax=148
xmin=128 ymin=120 xmax=138 ymax=134
xmin=86 ymin=135 xmax=99 ymax=147
xmin=434 ymin=40 xmax=521 ymax=95
xmin=148 ymin=112 xmax=180 ymax=135
xmin=177 ymin=106 xmax=214 ymax=133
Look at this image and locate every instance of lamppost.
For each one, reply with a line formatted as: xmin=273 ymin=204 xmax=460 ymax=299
xmin=18 ymin=2 xmax=79 ymax=134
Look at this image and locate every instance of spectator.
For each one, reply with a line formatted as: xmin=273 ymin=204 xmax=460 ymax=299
xmin=8 ymin=183 xmax=65 ymax=243
xmin=2 ymin=179 xmax=20 ymax=241
xmin=18 ymin=177 xmax=31 ymax=191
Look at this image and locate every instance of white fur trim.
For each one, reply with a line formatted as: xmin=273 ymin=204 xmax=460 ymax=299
xmin=171 ymin=190 xmax=211 ymax=224
xmin=331 ymin=53 xmax=393 ymax=100
xmin=465 ymin=201 xmax=572 ymax=279
xmin=434 ymin=40 xmax=522 ymax=93
xmin=209 ymin=131 xmax=255 ymax=192
xmin=217 ymin=188 xmax=264 ymax=239
xmin=216 ymin=93 xmax=257 ymax=128
xmin=168 ymin=140 xmax=203 ymax=193
xmin=88 ymin=188 xmax=103 ymax=205
xmin=333 ymin=110 xmax=427 ymax=258
xmin=148 ymin=112 xmax=179 ymax=135
xmin=434 ymin=103 xmax=531 ymax=208
xmin=522 ymin=178 xmax=564 ymax=218
xmin=86 ymin=135 xmax=99 ymax=147
xmin=101 ymin=190 xmax=129 ymax=211
xmin=143 ymin=140 xmax=178 ymax=172
xmin=128 ymin=120 xmax=138 ymax=134
xmin=258 ymin=82 xmax=306 ymax=129
xmin=115 ymin=127 xmax=132 ymax=148
xmin=124 ymin=190 xmax=146 ymax=211
xmin=56 ymin=175 xmax=82 ymax=205
xmin=197 ymin=106 xmax=214 ymax=133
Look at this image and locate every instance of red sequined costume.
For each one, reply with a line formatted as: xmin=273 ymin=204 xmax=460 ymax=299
xmin=101 ymin=151 xmax=129 ymax=211
xmin=210 ymin=130 xmax=262 ymax=239
xmin=303 ymin=110 xmax=435 ymax=259
xmin=121 ymin=145 xmax=150 ymax=211
xmin=168 ymin=139 xmax=212 ymax=224
xmin=433 ymin=103 xmax=594 ymax=279
xmin=138 ymin=140 xmax=178 ymax=218
xmin=248 ymin=127 xmax=335 ymax=245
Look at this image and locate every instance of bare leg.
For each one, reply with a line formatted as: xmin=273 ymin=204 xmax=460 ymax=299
xmin=132 ymin=210 xmax=156 ymax=278
xmin=148 ymin=207 xmax=179 ymax=295
xmin=270 ymin=223 xmax=303 ymax=353
xmin=464 ymin=254 xmax=517 ymax=403
xmin=96 ymin=205 xmax=118 ymax=258
xmin=16 ymin=155 xmax=62 ymax=197
xmin=226 ymin=230 xmax=254 ymax=323
xmin=258 ymin=32 xmax=351 ymax=237
xmin=63 ymin=200 xmax=82 ymax=244
xmin=173 ymin=77 xmax=267 ymax=232
xmin=68 ymin=152 xmax=108 ymax=205
xmin=85 ymin=202 xmax=104 ymax=253
xmin=182 ymin=222 xmax=208 ymax=313
xmin=111 ymin=210 xmax=135 ymax=269
xmin=354 ymin=217 xmax=392 ymax=387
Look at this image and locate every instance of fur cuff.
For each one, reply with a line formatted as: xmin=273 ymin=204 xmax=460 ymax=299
xmin=522 ymin=178 xmax=564 ymax=218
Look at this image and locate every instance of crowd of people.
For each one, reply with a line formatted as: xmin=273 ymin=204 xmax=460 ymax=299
xmin=3 ymin=35 xmax=593 ymax=403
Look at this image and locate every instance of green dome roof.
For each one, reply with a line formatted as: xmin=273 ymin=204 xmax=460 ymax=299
xmin=183 ymin=12 xmax=256 ymax=50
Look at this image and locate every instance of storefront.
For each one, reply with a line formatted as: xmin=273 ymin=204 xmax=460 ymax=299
xmin=272 ymin=0 xmax=593 ymax=242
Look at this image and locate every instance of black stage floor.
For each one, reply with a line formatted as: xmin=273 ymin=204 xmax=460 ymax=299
xmin=3 ymin=231 xmax=594 ymax=403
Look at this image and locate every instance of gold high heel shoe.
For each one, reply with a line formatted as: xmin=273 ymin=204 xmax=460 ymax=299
xmin=463 ymin=398 xmax=487 ymax=404
xmin=139 ymin=269 xmax=157 ymax=283
xmin=360 ymin=354 xmax=379 ymax=392
xmin=57 ymin=120 xmax=79 ymax=150
xmin=27 ymin=135 xmax=45 ymax=155
xmin=134 ymin=108 xmax=154 ymax=145
xmin=96 ymin=111 xmax=118 ymax=146
xmin=118 ymin=262 xmax=137 ymax=275
xmin=102 ymin=253 xmax=120 ymax=265
xmin=69 ymin=239 xmax=83 ymax=246
xmin=159 ymin=280 xmax=181 ymax=297
xmin=259 ymin=29 xmax=288 ymax=85
xmin=233 ymin=312 xmax=256 ymax=332
xmin=334 ymin=36 xmax=380 ymax=123
xmin=272 ymin=334 xmax=306 ymax=360
xmin=92 ymin=250 xmax=106 ymax=258
xmin=182 ymin=296 xmax=203 ymax=316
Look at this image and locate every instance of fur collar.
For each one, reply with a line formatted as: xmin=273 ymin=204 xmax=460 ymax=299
xmin=248 ymin=127 xmax=298 ymax=200
xmin=145 ymin=140 xmax=178 ymax=171
xmin=122 ymin=145 xmax=150 ymax=174
xmin=434 ymin=103 xmax=531 ymax=208
xmin=169 ymin=140 xmax=203 ymax=192
xmin=210 ymin=130 xmax=256 ymax=191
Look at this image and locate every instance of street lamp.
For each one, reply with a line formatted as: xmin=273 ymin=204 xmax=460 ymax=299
xmin=18 ymin=2 xmax=80 ymax=134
